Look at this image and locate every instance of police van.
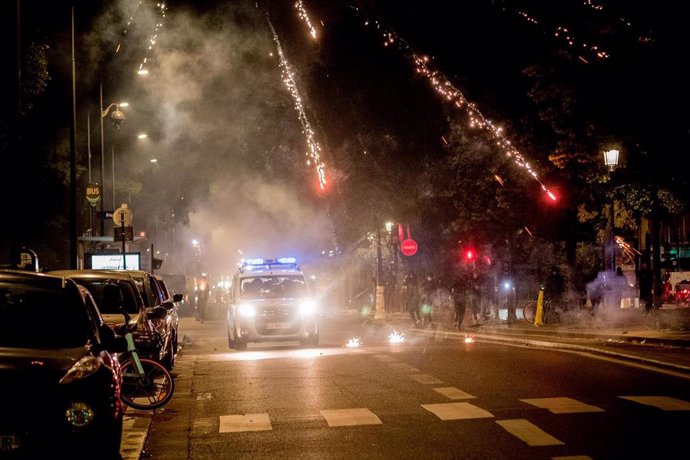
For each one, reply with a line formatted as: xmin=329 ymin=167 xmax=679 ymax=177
xmin=226 ymin=258 xmax=319 ymax=349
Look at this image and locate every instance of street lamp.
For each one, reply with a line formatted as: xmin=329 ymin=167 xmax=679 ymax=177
xmin=604 ymin=149 xmax=620 ymax=272
xmin=99 ymin=83 xmax=126 ymax=235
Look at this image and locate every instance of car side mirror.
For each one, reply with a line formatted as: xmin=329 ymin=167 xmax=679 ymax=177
xmin=173 ymin=293 xmax=184 ymax=303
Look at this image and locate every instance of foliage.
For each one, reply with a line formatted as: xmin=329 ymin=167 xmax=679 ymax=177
xmin=21 ymin=42 xmax=51 ymax=111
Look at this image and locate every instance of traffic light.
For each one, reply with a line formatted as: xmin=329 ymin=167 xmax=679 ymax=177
xmin=465 ymin=249 xmax=475 ymax=261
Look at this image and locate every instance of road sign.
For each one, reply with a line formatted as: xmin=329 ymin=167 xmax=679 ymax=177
xmin=400 ymin=238 xmax=418 ymax=256
xmin=86 ymin=183 xmax=101 ymax=207
xmin=113 ymin=204 xmax=133 ymax=227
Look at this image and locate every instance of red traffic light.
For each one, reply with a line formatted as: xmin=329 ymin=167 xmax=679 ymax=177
xmin=465 ymin=249 xmax=475 ymax=260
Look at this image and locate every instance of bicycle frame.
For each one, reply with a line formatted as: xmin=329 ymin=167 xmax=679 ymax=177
xmin=124 ymin=332 xmax=146 ymax=377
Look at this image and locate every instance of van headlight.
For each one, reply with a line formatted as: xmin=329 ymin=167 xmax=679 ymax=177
xmin=238 ymin=303 xmax=256 ymax=317
xmin=300 ymin=299 xmax=318 ymax=316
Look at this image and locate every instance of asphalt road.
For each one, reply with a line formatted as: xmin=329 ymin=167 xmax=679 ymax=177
xmin=132 ymin=314 xmax=690 ymax=459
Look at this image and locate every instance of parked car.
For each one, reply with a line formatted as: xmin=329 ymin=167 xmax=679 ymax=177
xmin=47 ymin=269 xmax=174 ymax=369
xmin=0 ymin=269 xmax=125 ymax=458
xmin=153 ymin=273 xmax=183 ymax=358
xmin=158 ymin=273 xmax=193 ymax=316
xmin=661 ymin=271 xmax=690 ymax=304
xmin=120 ymin=270 xmax=179 ymax=370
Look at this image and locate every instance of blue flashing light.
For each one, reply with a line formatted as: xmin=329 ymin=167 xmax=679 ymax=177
xmin=277 ymin=257 xmax=297 ymax=264
xmin=244 ymin=258 xmax=265 ymax=265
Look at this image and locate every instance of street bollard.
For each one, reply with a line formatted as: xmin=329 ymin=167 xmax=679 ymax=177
xmin=534 ymin=285 xmax=545 ymax=326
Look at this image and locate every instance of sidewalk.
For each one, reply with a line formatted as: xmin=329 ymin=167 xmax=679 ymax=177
xmin=359 ymin=303 xmax=690 ymax=348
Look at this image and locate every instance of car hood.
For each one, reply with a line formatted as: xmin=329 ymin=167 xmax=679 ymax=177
xmin=102 ymin=312 xmax=141 ymax=327
xmin=0 ymin=346 xmax=90 ymax=376
xmin=241 ymin=297 xmax=303 ymax=307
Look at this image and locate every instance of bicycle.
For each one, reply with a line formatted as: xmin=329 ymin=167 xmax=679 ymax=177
xmin=118 ymin=317 xmax=175 ymax=410
xmin=521 ymin=298 xmax=565 ymax=325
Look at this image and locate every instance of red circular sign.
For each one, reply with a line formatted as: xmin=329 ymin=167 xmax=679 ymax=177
xmin=400 ymin=239 xmax=418 ymax=256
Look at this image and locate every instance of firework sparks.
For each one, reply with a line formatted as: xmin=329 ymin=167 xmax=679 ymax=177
xmin=388 ymin=331 xmax=405 ymax=343
xmin=295 ymin=0 xmax=317 ymax=40
xmin=266 ymin=15 xmax=327 ymax=190
xmin=346 ymin=337 xmax=361 ymax=348
xmin=116 ymin=1 xmax=167 ymax=75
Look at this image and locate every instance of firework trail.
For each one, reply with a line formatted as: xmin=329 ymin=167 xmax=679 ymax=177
xmin=295 ymin=0 xmax=317 ymax=40
xmin=355 ymin=9 xmax=555 ymax=200
xmin=266 ymin=14 xmax=327 ymax=190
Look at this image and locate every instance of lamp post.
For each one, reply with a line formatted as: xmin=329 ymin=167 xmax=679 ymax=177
xmin=385 ymin=221 xmax=399 ymax=311
xmin=604 ymin=149 xmax=620 ymax=272
xmin=99 ymin=83 xmax=126 ymax=236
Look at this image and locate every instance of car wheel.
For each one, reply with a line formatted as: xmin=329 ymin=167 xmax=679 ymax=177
xmin=227 ymin=328 xmax=236 ymax=349
xmin=228 ymin=319 xmax=246 ymax=350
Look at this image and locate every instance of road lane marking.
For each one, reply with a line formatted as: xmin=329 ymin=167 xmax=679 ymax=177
xmin=219 ymin=413 xmax=272 ymax=432
xmin=319 ymin=408 xmax=382 ymax=427
xmin=408 ymin=373 xmax=444 ymax=384
xmin=520 ymin=397 xmax=604 ymax=414
xmin=196 ymin=392 xmax=212 ymax=400
xmin=421 ymin=402 xmax=494 ymax=420
xmin=619 ymin=396 xmax=690 ymax=410
xmin=496 ymin=419 xmax=564 ymax=446
xmin=433 ymin=387 xmax=476 ymax=400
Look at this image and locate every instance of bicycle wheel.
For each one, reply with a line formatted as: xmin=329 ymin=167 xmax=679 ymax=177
xmin=120 ymin=358 xmax=175 ymax=410
xmin=521 ymin=300 xmax=536 ymax=323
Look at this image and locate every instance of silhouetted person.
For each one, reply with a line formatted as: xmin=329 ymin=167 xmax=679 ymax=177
xmin=419 ymin=274 xmax=435 ymax=326
xmin=451 ymin=276 xmax=467 ymax=330
xmin=637 ymin=261 xmax=653 ymax=313
xmin=545 ymin=266 xmax=566 ymax=304
xmin=468 ymin=271 xmax=482 ymax=323
xmin=403 ymin=273 xmax=421 ymax=326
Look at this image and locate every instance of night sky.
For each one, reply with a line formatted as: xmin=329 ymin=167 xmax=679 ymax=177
xmin=2 ymin=0 xmax=688 ymax=272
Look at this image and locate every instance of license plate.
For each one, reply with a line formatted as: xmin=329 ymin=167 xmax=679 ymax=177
xmin=266 ymin=322 xmax=291 ymax=329
xmin=1 ymin=434 xmax=21 ymax=452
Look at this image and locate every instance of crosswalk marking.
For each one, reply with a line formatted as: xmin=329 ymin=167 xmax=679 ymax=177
xmin=496 ymin=419 xmax=564 ymax=446
xmin=388 ymin=362 xmax=420 ymax=373
xmin=372 ymin=354 xmax=397 ymax=362
xmin=433 ymin=387 xmax=476 ymax=400
xmin=520 ymin=397 xmax=604 ymax=414
xmin=552 ymin=456 xmax=592 ymax=460
xmin=219 ymin=413 xmax=272 ymax=433
xmin=421 ymin=402 xmax=494 ymax=420
xmin=408 ymin=373 xmax=444 ymax=384
xmin=619 ymin=396 xmax=690 ymax=410
xmin=319 ymin=408 xmax=383 ymax=427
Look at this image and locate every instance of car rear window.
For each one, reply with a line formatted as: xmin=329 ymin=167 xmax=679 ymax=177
xmin=0 ymin=282 xmax=90 ymax=348
xmin=74 ymin=280 xmax=141 ymax=314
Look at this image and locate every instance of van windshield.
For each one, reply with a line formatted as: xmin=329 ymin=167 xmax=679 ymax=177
xmin=240 ymin=275 xmax=307 ymax=299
